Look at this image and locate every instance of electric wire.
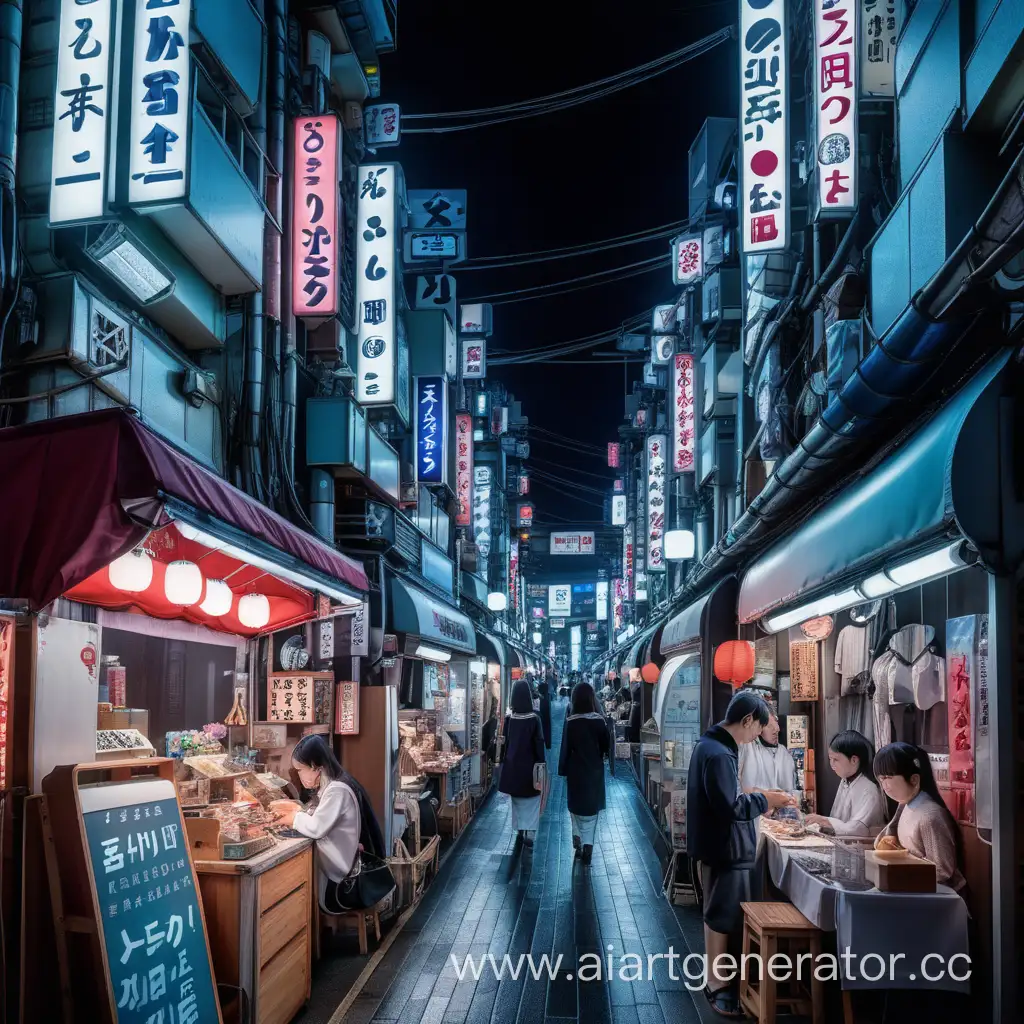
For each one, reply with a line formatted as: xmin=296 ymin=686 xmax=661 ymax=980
xmin=528 ymin=456 xmax=615 ymax=480
xmin=529 ymin=426 xmax=608 ymax=456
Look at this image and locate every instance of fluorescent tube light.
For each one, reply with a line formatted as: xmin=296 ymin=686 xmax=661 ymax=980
xmin=886 ymin=544 xmax=964 ymax=587
xmin=414 ymin=644 xmax=451 ymax=663
xmin=860 ymin=571 xmax=899 ymax=598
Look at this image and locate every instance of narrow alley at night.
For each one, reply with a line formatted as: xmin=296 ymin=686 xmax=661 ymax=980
xmin=0 ymin=1 xmax=1022 ymax=1023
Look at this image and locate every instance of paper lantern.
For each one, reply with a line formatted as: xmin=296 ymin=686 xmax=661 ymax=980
xmin=641 ymin=662 xmax=660 ymax=683
xmin=238 ymin=593 xmax=270 ymax=629
xmin=164 ymin=560 xmax=203 ymax=605
xmin=200 ymin=579 xmax=233 ymax=617
xmin=714 ymin=640 xmax=755 ymax=686
xmin=108 ymin=549 xmax=153 ymax=593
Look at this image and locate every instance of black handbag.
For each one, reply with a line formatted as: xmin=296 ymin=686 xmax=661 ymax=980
xmin=324 ymin=852 xmax=396 ymax=913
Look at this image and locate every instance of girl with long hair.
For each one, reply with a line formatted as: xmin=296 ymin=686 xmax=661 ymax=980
xmin=872 ymin=741 xmax=966 ymax=891
xmin=805 ymin=729 xmax=888 ymax=836
xmin=497 ymin=678 xmax=547 ymax=850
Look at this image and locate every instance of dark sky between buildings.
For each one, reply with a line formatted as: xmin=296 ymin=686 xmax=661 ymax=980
xmin=382 ymin=0 xmax=738 ymax=523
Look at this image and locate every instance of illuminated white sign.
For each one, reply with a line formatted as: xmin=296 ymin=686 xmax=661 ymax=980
xmin=861 ymin=1 xmax=901 ymax=98
xmin=549 ymin=532 xmax=596 ymax=556
xmin=473 ymin=466 xmax=492 ymax=569
xmin=128 ymin=0 xmax=192 ymax=205
xmin=672 ymin=234 xmax=704 ymax=286
xmin=672 ymin=354 xmax=696 ymax=473
xmin=356 ymin=164 xmax=398 ymax=405
xmin=596 ymin=581 xmax=609 ymax=621
xmin=740 ymin=0 xmax=789 ymax=252
xmin=51 ymin=0 xmax=114 ymax=225
xmin=814 ymin=0 xmax=858 ymax=214
xmin=646 ymin=434 xmax=667 ymax=572
xmin=548 ymin=585 xmax=571 ymax=616
xmin=364 ymin=102 xmax=400 ymax=147
xmin=612 ymin=495 xmax=627 ymax=526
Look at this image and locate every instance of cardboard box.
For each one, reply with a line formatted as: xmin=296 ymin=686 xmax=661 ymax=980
xmin=865 ymin=851 xmax=936 ymax=893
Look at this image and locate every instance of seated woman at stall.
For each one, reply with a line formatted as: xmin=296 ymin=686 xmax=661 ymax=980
xmin=272 ymin=735 xmax=386 ymax=912
xmin=872 ymin=741 xmax=966 ymax=891
xmin=805 ymin=729 xmax=888 ymax=837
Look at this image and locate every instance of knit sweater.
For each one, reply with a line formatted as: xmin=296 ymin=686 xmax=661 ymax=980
xmin=876 ymin=791 xmax=966 ymax=891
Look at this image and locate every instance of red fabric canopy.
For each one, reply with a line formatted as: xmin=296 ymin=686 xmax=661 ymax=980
xmin=0 ymin=409 xmax=368 ymax=610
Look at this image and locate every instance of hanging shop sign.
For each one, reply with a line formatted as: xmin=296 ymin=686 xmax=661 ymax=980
xmin=739 ymin=0 xmax=789 ymax=252
xmin=407 ymin=189 xmax=467 ymax=229
xmin=861 ymin=0 xmax=900 ymax=97
xmin=672 ymin=234 xmax=704 ymax=286
xmin=473 ymin=465 xmax=492 ymax=566
xmin=800 ymin=615 xmax=834 ymax=641
xmin=531 ymin=606 xmax=546 ymax=620
xmin=550 ymin=617 xmax=566 ymax=629
xmin=789 ymin=642 xmax=820 ymax=701
xmin=363 ymin=102 xmax=400 ymax=147
xmin=613 ymin=578 xmax=625 ymax=630
xmin=548 ymin=585 xmax=571 ymax=616
xmin=268 ymin=672 xmax=325 ymax=723
xmin=672 ymin=354 xmax=696 ymax=474
xmin=461 ymin=338 xmax=486 ymax=379
xmin=489 ymin=406 xmax=508 ymax=436
xmin=356 ymin=164 xmax=398 ymax=405
xmin=414 ymin=376 xmax=447 ymax=485
xmin=571 ymin=583 xmax=596 ymax=618
xmin=623 ymin=520 xmax=635 ymax=600
xmin=128 ymin=0 xmax=192 ymax=205
xmin=336 ymin=681 xmax=360 ymax=735
xmin=517 ymin=503 xmax=534 ymax=528
xmin=518 ymin=473 xmax=530 ymax=496
xmin=292 ymin=114 xmax=340 ymax=320
xmin=351 ymin=603 xmax=369 ymax=656
xmin=596 ymin=581 xmax=609 ymax=622
xmin=509 ymin=537 xmax=520 ymax=611
xmin=613 ymin=478 xmax=625 ymax=494
xmin=403 ymin=230 xmax=467 ymax=263
xmin=51 ymin=0 xmax=115 ymax=225
xmin=414 ymin=274 xmax=457 ymax=327
xmin=652 ymin=304 xmax=679 ymax=335
xmin=646 ymin=434 xmax=667 ymax=572
xmin=813 ymin=0 xmax=858 ymax=216
xmin=607 ymin=442 xmax=621 ymax=468
xmin=549 ymin=532 xmax=595 ymax=556
xmin=455 ymin=413 xmax=473 ymax=526
xmin=612 ymin=495 xmax=627 ymax=526
xmin=459 ymin=303 xmax=493 ymax=335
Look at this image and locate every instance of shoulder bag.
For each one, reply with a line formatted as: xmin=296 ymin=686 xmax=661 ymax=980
xmin=324 ymin=850 xmax=396 ymax=913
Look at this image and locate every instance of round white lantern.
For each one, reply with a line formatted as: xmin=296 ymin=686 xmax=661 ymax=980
xmin=238 ymin=593 xmax=271 ymax=629
xmin=108 ymin=549 xmax=154 ymax=593
xmin=200 ymin=579 xmax=233 ymax=617
xmin=164 ymin=560 xmax=203 ymax=605
xmin=532 ymin=632 xmax=543 ymax=644
xmin=487 ymin=592 xmax=507 ymax=612
xmin=664 ymin=529 xmax=696 ymax=561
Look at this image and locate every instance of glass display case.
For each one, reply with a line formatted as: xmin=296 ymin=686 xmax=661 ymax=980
xmin=658 ymin=654 xmax=702 ymax=850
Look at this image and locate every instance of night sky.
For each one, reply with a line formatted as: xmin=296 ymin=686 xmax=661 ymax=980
xmin=383 ymin=1 xmax=738 ymax=525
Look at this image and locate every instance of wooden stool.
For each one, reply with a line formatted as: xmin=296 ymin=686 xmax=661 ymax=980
xmin=738 ymin=902 xmax=824 ymax=1024
xmin=320 ymin=902 xmax=382 ymax=956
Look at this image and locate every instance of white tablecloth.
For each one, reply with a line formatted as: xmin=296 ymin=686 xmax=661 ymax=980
xmin=766 ymin=837 xmax=970 ymax=992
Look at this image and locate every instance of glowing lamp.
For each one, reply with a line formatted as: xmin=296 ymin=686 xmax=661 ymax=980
xmin=641 ymin=662 xmax=660 ymax=684
xmin=664 ymin=529 xmax=696 ymax=560
xmin=164 ymin=561 xmax=203 ymax=605
xmin=713 ymin=640 xmax=756 ymax=687
xmin=487 ymin=592 xmax=508 ymax=612
xmin=108 ymin=549 xmax=153 ymax=593
xmin=200 ymin=579 xmax=233 ymax=617
xmin=532 ymin=632 xmax=542 ymax=644
xmin=238 ymin=593 xmax=271 ymax=629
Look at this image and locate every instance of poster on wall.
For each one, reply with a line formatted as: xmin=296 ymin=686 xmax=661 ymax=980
xmin=267 ymin=672 xmax=329 ymax=723
xmin=788 ymin=642 xmax=819 ymax=701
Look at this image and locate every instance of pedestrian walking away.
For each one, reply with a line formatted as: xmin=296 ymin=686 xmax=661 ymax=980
xmin=497 ymin=678 xmax=546 ymax=851
xmin=537 ymin=675 xmax=553 ymax=749
xmin=558 ymin=680 xmax=612 ymax=865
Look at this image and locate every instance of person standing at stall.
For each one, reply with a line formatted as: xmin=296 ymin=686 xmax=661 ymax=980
xmin=738 ymin=711 xmax=798 ymax=798
xmin=558 ymin=681 xmax=612 ymax=864
xmin=687 ymin=690 xmax=796 ymax=1018
xmin=497 ymin=679 xmax=547 ymax=851
xmin=537 ymin=676 xmax=553 ymax=750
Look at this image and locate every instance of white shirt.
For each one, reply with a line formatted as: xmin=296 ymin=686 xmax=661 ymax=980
xmin=293 ymin=780 xmax=361 ymax=905
xmin=826 ymin=773 xmax=888 ymax=836
xmin=739 ymin=740 xmax=798 ymax=795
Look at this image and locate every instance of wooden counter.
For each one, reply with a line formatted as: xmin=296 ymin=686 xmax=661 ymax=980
xmin=195 ymin=837 xmax=314 ymax=1024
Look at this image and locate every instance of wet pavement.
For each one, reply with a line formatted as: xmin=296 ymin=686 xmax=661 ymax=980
xmin=302 ymin=699 xmax=711 ymax=1024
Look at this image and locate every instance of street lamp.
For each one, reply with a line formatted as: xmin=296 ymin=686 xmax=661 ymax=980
xmin=532 ymin=631 xmax=542 ymax=645
xmin=664 ymin=529 xmax=696 ymax=561
xmin=487 ymin=592 xmax=508 ymax=612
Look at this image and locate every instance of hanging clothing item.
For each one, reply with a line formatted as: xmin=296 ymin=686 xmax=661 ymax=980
xmin=870 ymin=652 xmax=895 ymax=748
xmin=834 ymin=624 xmax=872 ymax=695
xmin=886 ymin=649 xmax=945 ymax=708
xmin=839 ymin=694 xmax=874 ymax=743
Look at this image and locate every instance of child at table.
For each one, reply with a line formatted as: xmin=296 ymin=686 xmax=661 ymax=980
xmin=872 ymin=742 xmax=966 ymax=891
xmin=805 ymin=730 xmax=888 ymax=837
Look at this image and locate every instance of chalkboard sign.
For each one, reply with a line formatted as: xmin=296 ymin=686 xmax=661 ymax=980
xmin=79 ymin=778 xmax=220 ymax=1024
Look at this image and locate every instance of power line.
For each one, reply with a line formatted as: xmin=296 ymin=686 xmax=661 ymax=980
xmin=529 ymin=456 xmax=616 ymax=481
xmin=530 ymin=426 xmax=607 ymax=455
xmin=527 ymin=436 xmax=610 ymax=461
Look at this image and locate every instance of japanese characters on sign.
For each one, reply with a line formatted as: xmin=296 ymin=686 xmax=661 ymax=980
xmin=646 ymin=434 xmax=667 ymax=573
xmin=612 ymin=494 xmax=627 ymax=526
xmin=459 ymin=303 xmax=492 ymax=335
xmin=414 ymin=274 xmax=457 ymax=325
xmin=292 ymin=115 xmax=340 ymax=319
xmin=405 ymin=231 xmax=465 ymax=262
xmin=473 ymin=466 xmax=492 ymax=567
xmin=672 ymin=234 xmax=704 ymax=286
xmin=607 ymin=442 xmax=621 ymax=468
xmin=549 ymin=532 xmax=596 ymax=556
xmin=517 ymin=503 xmax=534 ymax=528
xmin=509 ymin=537 xmax=520 ymax=611
xmin=814 ymin=0 xmax=858 ymax=214
xmin=82 ymin=783 xmax=218 ymax=1024
xmin=461 ymin=338 xmax=487 ymax=379
xmin=350 ymin=604 xmax=369 ymax=656
xmin=51 ymin=0 xmax=115 ymax=225
xmin=455 ymin=413 xmax=473 ymax=526
xmin=740 ymin=0 xmax=789 ymax=252
xmin=363 ymin=102 xmax=400 ymax=147
xmin=267 ymin=673 xmax=316 ymax=724
xmin=861 ymin=0 xmax=900 ymax=97
xmin=622 ymin=520 xmax=635 ymax=601
xmin=336 ymin=681 xmax=360 ymax=735
xmin=128 ymin=0 xmax=191 ymax=205
xmin=407 ymin=189 xmax=468 ymax=230
xmin=356 ymin=164 xmax=398 ymax=406
xmin=672 ymin=354 xmax=696 ymax=473
xmin=613 ymin=578 xmax=625 ymax=630
xmin=414 ymin=376 xmax=447 ymax=485
xmin=596 ymin=581 xmax=609 ymax=622
xmin=613 ymin=478 xmax=625 ymax=494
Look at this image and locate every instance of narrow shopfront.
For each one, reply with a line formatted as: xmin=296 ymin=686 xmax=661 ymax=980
xmin=734 ymin=351 xmax=1023 ymax=1018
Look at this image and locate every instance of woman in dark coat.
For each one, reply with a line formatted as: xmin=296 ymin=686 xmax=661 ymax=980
xmin=536 ymin=678 xmax=553 ymax=749
xmin=498 ymin=679 xmax=547 ymax=850
xmin=558 ymin=682 xmax=611 ymax=864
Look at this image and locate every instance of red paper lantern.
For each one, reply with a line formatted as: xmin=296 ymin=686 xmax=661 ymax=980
xmin=641 ymin=662 xmax=660 ymax=684
xmin=714 ymin=640 xmax=756 ymax=687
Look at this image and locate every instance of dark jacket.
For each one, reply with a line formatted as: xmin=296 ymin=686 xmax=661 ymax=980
xmin=340 ymin=770 xmax=387 ymax=859
xmin=536 ymin=682 xmax=552 ymax=749
xmin=558 ymin=712 xmax=611 ymax=816
xmin=482 ymin=716 xmax=498 ymax=762
xmin=686 ymin=724 xmax=768 ymax=869
xmin=498 ymin=711 xmax=545 ymax=798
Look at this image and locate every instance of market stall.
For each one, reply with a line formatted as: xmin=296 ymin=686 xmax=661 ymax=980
xmin=736 ymin=352 xmax=1024 ymax=1015
xmin=1 ymin=409 xmax=369 ymax=1024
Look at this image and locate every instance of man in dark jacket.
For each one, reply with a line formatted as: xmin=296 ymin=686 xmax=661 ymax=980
xmin=687 ymin=690 xmax=794 ymax=1017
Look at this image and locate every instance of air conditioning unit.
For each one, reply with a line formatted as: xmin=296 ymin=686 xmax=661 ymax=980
xmin=306 ymin=31 xmax=331 ymax=77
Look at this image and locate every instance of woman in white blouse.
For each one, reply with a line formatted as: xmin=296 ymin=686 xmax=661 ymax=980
xmin=272 ymin=735 xmax=362 ymax=911
xmin=805 ymin=730 xmax=888 ymax=837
